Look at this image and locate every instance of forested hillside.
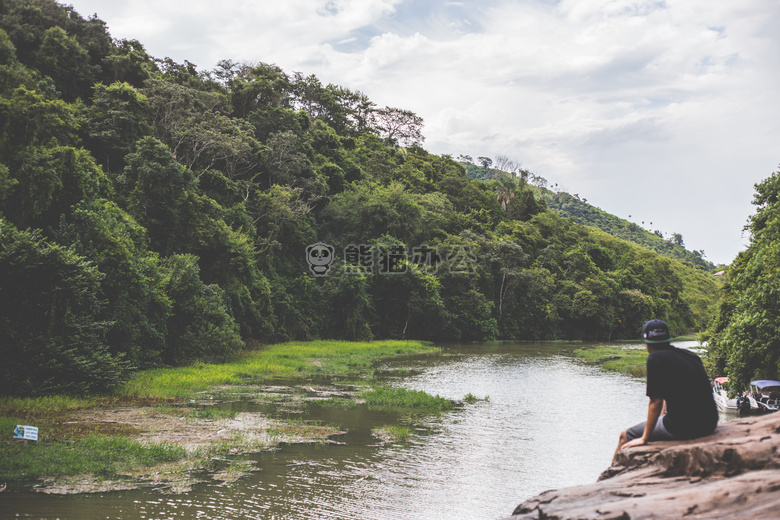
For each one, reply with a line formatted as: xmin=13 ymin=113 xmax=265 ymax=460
xmin=706 ymin=168 xmax=780 ymax=390
xmin=460 ymin=160 xmax=715 ymax=270
xmin=0 ymin=0 xmax=721 ymax=396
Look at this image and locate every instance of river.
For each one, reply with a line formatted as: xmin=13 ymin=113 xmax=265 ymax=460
xmin=2 ymin=341 xmax=725 ymax=520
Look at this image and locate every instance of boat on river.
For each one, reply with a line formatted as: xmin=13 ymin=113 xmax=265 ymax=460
xmin=749 ymin=380 xmax=780 ymax=413
xmin=712 ymin=377 xmax=754 ymax=414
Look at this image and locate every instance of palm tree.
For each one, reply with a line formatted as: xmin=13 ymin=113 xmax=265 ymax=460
xmin=494 ymin=175 xmax=519 ymax=211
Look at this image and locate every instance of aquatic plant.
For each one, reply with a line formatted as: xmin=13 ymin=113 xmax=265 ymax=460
xmin=573 ymin=346 xmax=648 ymax=377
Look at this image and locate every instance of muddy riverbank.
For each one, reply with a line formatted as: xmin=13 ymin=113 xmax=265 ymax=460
xmin=0 ymin=340 xmax=447 ymax=495
xmin=4 ymin=383 xmax=358 ymax=494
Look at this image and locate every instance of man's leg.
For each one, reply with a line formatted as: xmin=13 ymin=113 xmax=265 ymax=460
xmin=613 ymin=429 xmax=630 ymax=460
xmin=614 ymin=416 xmax=675 ymax=461
xmin=624 ymin=421 xmax=648 ymax=441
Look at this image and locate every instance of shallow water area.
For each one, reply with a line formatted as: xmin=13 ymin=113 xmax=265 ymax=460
xmin=2 ymin=340 xmax=726 ymax=520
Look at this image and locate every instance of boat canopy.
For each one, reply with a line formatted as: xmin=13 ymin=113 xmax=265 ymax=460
xmin=714 ymin=377 xmax=729 ymax=384
xmin=750 ymin=380 xmax=780 ymax=389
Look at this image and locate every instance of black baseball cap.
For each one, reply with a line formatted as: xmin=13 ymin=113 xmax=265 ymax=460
xmin=642 ymin=319 xmax=672 ymax=344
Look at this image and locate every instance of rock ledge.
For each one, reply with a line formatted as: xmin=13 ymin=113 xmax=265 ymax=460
xmin=505 ymin=413 xmax=780 ymax=520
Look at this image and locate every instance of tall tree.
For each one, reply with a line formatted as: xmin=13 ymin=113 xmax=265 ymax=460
xmin=372 ymin=106 xmax=425 ymax=146
xmin=118 ymin=136 xmax=191 ymax=254
xmin=34 ymin=25 xmax=93 ymax=100
xmin=84 ymin=81 xmax=151 ymax=173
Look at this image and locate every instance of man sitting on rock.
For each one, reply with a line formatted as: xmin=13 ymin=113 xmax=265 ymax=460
xmin=615 ymin=319 xmax=718 ymax=458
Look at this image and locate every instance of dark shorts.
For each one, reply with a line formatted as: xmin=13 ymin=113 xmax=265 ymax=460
xmin=625 ymin=414 xmax=677 ymax=442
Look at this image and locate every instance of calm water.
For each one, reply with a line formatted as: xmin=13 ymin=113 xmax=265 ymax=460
xmin=2 ymin=341 xmax=717 ymax=520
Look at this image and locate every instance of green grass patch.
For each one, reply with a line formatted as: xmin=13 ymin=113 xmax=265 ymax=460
xmin=0 ymin=395 xmax=99 ymax=419
xmin=121 ymin=340 xmax=439 ymax=399
xmin=0 ymin=435 xmax=186 ymax=482
xmin=0 ymin=400 xmax=144 ymax=442
xmin=191 ymin=407 xmax=239 ymax=420
xmin=372 ymin=424 xmax=412 ymax=442
xmin=463 ymin=393 xmax=489 ymax=404
xmin=318 ymin=385 xmax=455 ymax=414
xmin=573 ymin=346 xmax=648 ymax=377
xmin=360 ymin=386 xmax=455 ymax=412
xmin=121 ymin=363 xmax=242 ymax=400
xmin=0 ymin=416 xmax=25 ymax=439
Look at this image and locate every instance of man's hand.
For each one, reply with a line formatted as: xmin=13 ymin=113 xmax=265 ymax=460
xmin=621 ymin=437 xmax=647 ymax=450
xmin=621 ymin=397 xmax=664 ymax=451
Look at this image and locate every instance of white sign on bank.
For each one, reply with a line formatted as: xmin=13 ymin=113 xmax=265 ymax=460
xmin=13 ymin=425 xmax=38 ymax=441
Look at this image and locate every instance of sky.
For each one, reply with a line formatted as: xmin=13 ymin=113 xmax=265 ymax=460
xmin=66 ymin=0 xmax=780 ymax=265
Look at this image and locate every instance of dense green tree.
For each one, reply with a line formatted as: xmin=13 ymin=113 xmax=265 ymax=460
xmin=0 ymin=30 xmax=48 ymax=97
xmin=290 ymin=73 xmax=371 ymax=136
xmin=118 ymin=136 xmax=190 ymax=254
xmin=321 ymin=182 xmax=424 ymax=245
xmin=349 ymin=133 xmax=398 ymax=184
xmin=268 ymin=273 xmax=326 ymax=341
xmin=161 ymin=254 xmax=243 ymax=364
xmin=250 ymin=184 xmax=316 ymax=268
xmin=84 ymin=81 xmax=151 ymax=173
xmin=0 ymin=86 xmax=80 ymax=151
xmin=0 ymin=217 xmax=131 ymax=395
xmin=35 ymin=25 xmax=93 ymax=100
xmin=102 ymin=39 xmax=156 ymax=87
xmin=364 ymin=235 xmax=448 ymax=339
xmin=488 ymin=239 xmax=529 ymax=319
xmin=1 ymin=145 xmax=110 ymax=230
xmin=506 ymin=187 xmax=545 ymax=221
xmin=707 ymin=168 xmax=780 ymax=390
xmin=228 ymin=62 xmax=292 ymax=117
xmin=0 ymin=0 xmax=71 ymax=66
xmin=0 ymin=26 xmax=16 ymax=65
xmin=263 ymin=130 xmax=324 ymax=196
xmin=139 ymin=76 xmax=262 ymax=180
xmin=322 ymin=271 xmax=375 ymax=341
xmin=56 ymin=200 xmax=170 ymax=367
xmin=0 ymin=1 xmax=110 ymax=98
xmin=247 ymin=105 xmax=309 ymax=143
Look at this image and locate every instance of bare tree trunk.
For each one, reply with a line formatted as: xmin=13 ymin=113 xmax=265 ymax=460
xmin=499 ymin=272 xmax=506 ymax=316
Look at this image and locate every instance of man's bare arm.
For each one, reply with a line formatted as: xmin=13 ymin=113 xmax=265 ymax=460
xmin=622 ymin=397 xmax=664 ymax=449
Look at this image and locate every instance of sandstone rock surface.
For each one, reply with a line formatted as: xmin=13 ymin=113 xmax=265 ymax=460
xmin=505 ymin=413 xmax=780 ymax=520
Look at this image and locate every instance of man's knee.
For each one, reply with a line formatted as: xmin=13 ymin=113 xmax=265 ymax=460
xmin=618 ymin=430 xmax=627 ymax=444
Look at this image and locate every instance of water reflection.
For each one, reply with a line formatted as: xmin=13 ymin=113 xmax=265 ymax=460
xmin=3 ymin=341 xmax=724 ymax=520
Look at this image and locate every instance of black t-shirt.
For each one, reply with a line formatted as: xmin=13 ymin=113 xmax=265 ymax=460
xmin=646 ymin=345 xmax=718 ymax=439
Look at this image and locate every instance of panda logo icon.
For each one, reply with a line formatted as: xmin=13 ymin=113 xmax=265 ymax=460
xmin=306 ymin=242 xmax=335 ymax=276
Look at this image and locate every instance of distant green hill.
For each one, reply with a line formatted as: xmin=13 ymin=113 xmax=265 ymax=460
xmin=461 ymin=162 xmax=715 ymax=271
xmin=537 ymin=190 xmax=715 ymax=270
